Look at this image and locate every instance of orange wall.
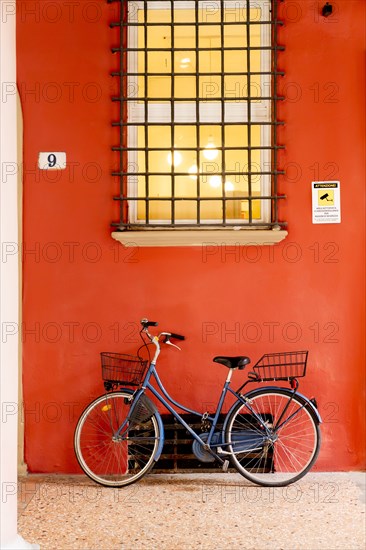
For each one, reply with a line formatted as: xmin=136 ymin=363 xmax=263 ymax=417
xmin=17 ymin=0 xmax=365 ymax=472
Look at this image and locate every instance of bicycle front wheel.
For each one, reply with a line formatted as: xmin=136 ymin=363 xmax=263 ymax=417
xmin=74 ymin=391 xmax=161 ymax=487
xmin=225 ymin=388 xmax=321 ymax=487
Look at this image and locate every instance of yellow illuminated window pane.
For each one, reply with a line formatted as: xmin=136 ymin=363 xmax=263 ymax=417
xmin=198 ymin=25 xmax=221 ymax=48
xmin=137 ymin=126 xmax=145 ymax=148
xmin=149 ymin=200 xmax=171 ymax=221
xmin=147 ymin=26 xmax=171 ymax=48
xmin=200 ymin=157 xmax=223 ymax=182
xmin=175 ymin=76 xmax=196 ymax=98
xmin=224 ymin=126 xmax=262 ymax=148
xmin=175 ymin=51 xmax=196 ymax=73
xmin=174 ymin=25 xmax=196 ymax=48
xmin=199 ymin=126 xmax=221 ymax=148
xmin=250 ymin=25 xmax=261 ymax=46
xmin=200 ymin=172 xmax=223 ymax=198
xmin=137 ymin=187 xmax=146 ymax=222
xmin=249 ymin=78 xmax=266 ymax=101
xmin=225 ymin=51 xmax=247 ymax=73
xmin=147 ymin=76 xmax=171 ymax=98
xmin=226 ymin=196 xmax=244 ymax=220
xmin=225 ymin=150 xmax=249 ymax=174
xmin=174 ymin=150 xmax=197 ymax=173
xmin=149 ymin=175 xmax=171 ymax=197
xmin=225 ymin=194 xmax=261 ymax=220
xmin=201 ymin=201 xmax=222 ymax=219
xmin=147 ymin=9 xmax=171 ymax=24
xmin=136 ymin=150 xmax=145 ymax=174
xmin=224 ymin=75 xmax=247 ymax=100
xmin=225 ymin=125 xmax=247 ymax=148
xmin=175 ymin=126 xmax=197 ymax=148
xmin=224 ymin=25 xmax=247 ymax=48
xmin=250 ymin=125 xmax=261 ymax=146
xmin=148 ymin=52 xmax=171 ymax=74
xmin=235 ymin=197 xmax=261 ymax=221
xmin=199 ymin=7 xmax=220 ymax=24
xmin=149 ymin=151 xmax=171 ymax=173
xmin=136 ymin=128 xmax=146 ymax=173
xmin=174 ymin=9 xmax=196 ymax=24
xmin=175 ymin=201 xmax=198 ymax=220
xmin=148 ymin=126 xmax=171 ymax=147
xmin=250 ymin=51 xmax=261 ymax=73
xmin=199 ymin=76 xmax=221 ymax=99
xmin=199 ymin=50 xmax=221 ymax=73
xmin=175 ymin=176 xmax=197 ymax=198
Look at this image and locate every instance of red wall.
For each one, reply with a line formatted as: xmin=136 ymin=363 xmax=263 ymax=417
xmin=17 ymin=0 xmax=365 ymax=472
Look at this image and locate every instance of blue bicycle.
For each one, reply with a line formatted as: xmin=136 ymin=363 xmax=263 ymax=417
xmin=74 ymin=319 xmax=321 ymax=487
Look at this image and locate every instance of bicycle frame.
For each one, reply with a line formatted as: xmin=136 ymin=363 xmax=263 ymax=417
xmin=116 ymin=358 xmax=273 ymax=464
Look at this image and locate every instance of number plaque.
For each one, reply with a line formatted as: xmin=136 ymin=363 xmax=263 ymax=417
xmin=38 ymin=152 xmax=67 ymax=170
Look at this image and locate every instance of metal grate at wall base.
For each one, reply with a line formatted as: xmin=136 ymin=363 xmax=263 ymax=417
xmin=152 ymin=413 xmax=273 ymax=473
xmin=154 ymin=414 xmax=228 ymax=473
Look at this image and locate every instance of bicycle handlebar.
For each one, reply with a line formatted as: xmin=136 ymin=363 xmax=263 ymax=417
xmin=169 ymin=332 xmax=185 ymax=341
xmin=140 ymin=318 xmax=158 ymax=327
xmin=140 ymin=319 xmax=185 ymax=341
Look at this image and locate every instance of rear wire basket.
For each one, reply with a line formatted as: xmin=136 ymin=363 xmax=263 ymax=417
xmin=253 ymin=351 xmax=308 ymax=381
xmin=101 ymin=352 xmax=148 ymax=387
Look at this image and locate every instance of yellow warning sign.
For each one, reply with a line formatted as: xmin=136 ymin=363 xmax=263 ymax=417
xmin=318 ymin=189 xmax=334 ymax=206
xmin=312 ymin=181 xmax=341 ymax=224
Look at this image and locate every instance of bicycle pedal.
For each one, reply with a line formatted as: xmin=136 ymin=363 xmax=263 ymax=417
xmin=222 ymin=460 xmax=229 ymax=473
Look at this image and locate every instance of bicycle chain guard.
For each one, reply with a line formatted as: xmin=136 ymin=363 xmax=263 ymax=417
xmin=192 ymin=432 xmax=222 ymax=463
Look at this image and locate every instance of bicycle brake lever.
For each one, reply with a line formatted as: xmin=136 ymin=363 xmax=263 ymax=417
xmin=164 ymin=338 xmax=181 ymax=351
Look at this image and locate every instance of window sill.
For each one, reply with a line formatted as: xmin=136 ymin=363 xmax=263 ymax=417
xmin=111 ymin=229 xmax=288 ymax=247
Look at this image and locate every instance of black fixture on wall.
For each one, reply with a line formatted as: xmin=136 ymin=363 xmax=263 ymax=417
xmin=322 ymin=3 xmax=333 ymax=17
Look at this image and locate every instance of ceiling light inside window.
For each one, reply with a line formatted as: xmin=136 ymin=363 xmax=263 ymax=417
xmin=188 ymin=164 xmax=198 ymax=179
xmin=167 ymin=151 xmax=183 ymax=167
xmin=180 ymin=57 xmax=191 ymax=69
xmin=203 ymin=141 xmax=219 ymax=161
xmin=209 ymin=175 xmax=222 ymax=188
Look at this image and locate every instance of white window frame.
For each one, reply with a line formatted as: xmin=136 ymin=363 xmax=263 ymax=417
xmin=127 ymin=0 xmax=272 ymax=226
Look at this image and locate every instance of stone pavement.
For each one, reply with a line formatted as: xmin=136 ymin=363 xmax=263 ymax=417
xmin=18 ymin=472 xmax=365 ymax=550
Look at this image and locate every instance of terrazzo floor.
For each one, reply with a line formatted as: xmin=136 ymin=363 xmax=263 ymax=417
xmin=18 ymin=472 xmax=365 ymax=550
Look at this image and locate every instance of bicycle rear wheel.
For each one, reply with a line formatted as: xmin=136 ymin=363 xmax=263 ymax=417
xmin=74 ymin=391 xmax=161 ymax=487
xmin=225 ymin=388 xmax=321 ymax=487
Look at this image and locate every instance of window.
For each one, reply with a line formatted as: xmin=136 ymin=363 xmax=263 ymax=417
xmin=111 ymin=0 xmax=287 ymax=245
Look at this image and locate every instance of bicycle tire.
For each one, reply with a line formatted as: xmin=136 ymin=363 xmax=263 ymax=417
xmin=74 ymin=391 xmax=161 ymax=487
xmin=225 ymin=388 xmax=321 ymax=487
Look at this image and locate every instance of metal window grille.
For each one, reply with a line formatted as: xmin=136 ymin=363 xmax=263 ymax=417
xmin=109 ymin=0 xmax=285 ymax=230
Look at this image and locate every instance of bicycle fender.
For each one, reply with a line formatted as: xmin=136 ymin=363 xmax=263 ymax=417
xmin=223 ymin=386 xmax=322 ymax=430
xmin=131 ymin=391 xmax=165 ymax=461
xmin=153 ymin=409 xmax=165 ymax=461
xmin=115 ymin=389 xmax=165 ymax=460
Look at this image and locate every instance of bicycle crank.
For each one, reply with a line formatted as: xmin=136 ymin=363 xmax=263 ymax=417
xmin=192 ymin=432 xmax=222 ymax=463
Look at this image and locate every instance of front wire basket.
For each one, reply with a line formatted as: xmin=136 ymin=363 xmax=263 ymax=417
xmin=101 ymin=352 xmax=148 ymax=387
xmin=253 ymin=351 xmax=308 ymax=381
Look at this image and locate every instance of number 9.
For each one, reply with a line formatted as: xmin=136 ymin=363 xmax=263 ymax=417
xmin=47 ymin=154 xmax=57 ymax=168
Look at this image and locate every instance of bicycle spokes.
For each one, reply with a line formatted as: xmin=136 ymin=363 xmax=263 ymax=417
xmin=226 ymin=390 xmax=320 ymax=486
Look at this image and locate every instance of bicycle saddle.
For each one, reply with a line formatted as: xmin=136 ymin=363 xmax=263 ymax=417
xmin=213 ymin=356 xmax=250 ymax=370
